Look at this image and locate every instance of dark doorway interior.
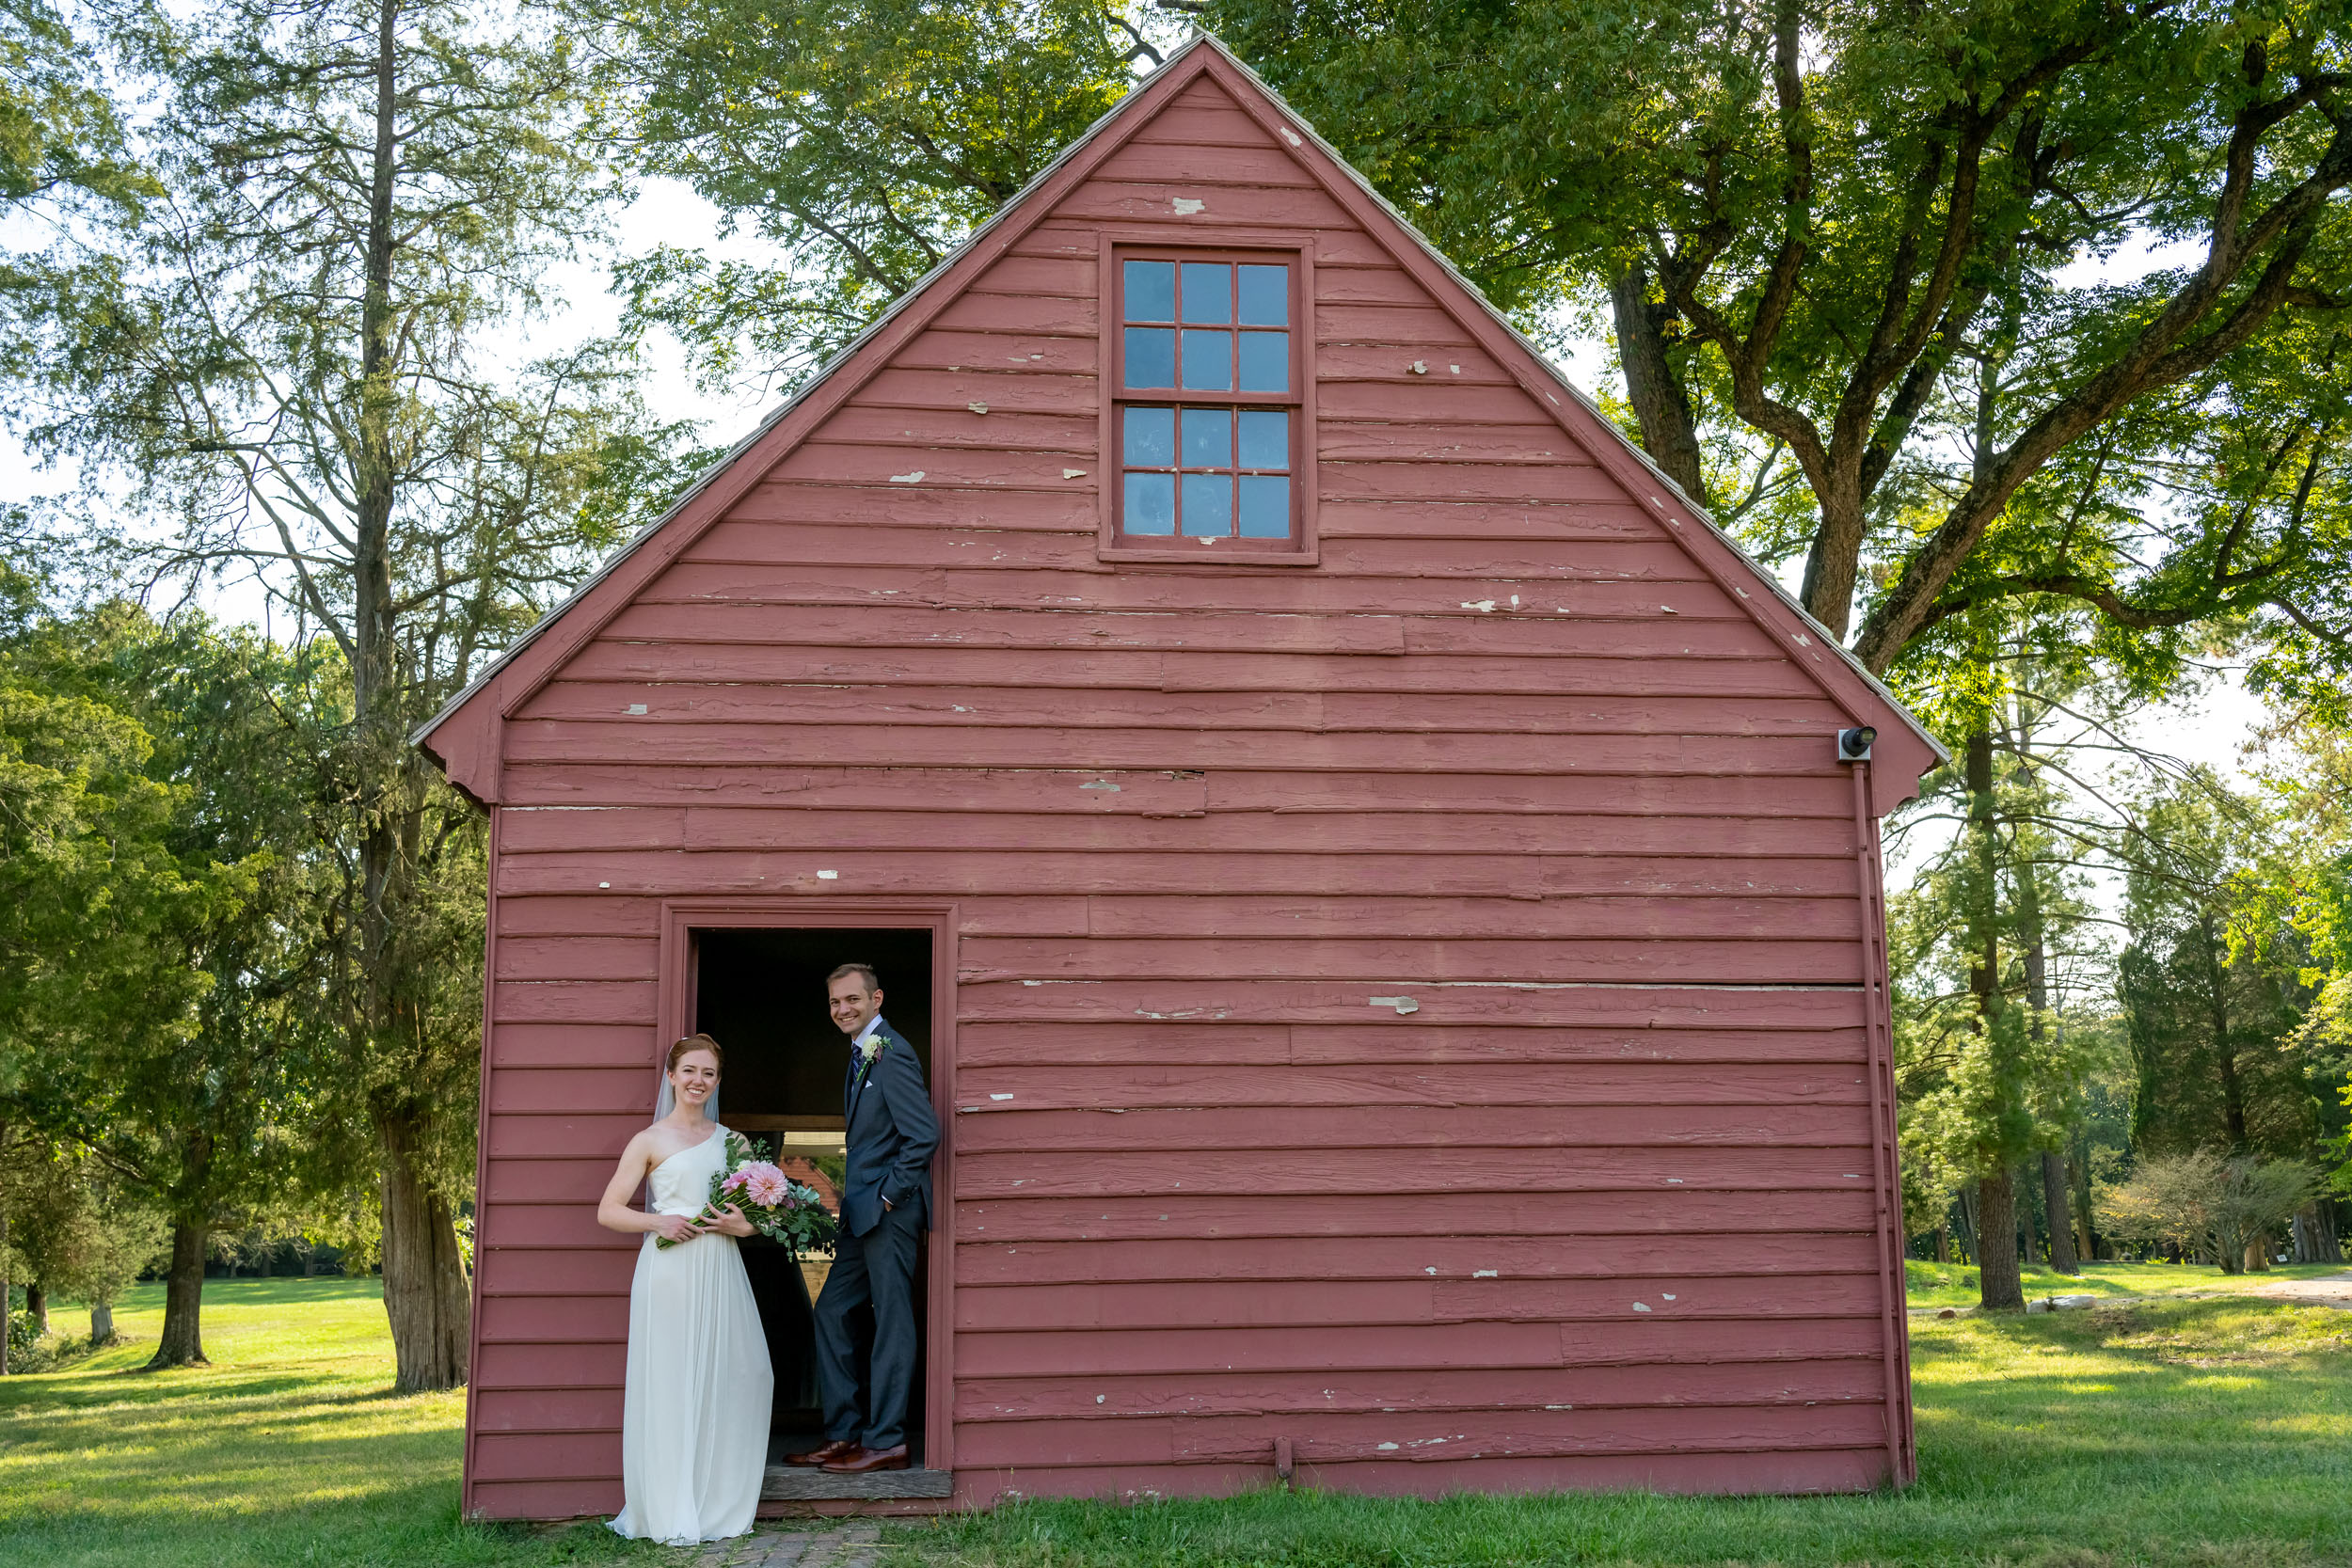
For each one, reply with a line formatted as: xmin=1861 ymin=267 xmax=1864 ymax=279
xmin=692 ymin=927 xmax=933 ymax=1466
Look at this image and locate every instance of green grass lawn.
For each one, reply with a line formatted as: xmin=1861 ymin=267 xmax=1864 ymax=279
xmin=0 ymin=1278 xmax=667 ymax=1568
xmin=5 ymin=1270 xmax=2348 ymax=1567
xmin=1900 ymin=1256 xmax=2349 ymax=1308
xmin=896 ymin=1295 xmax=2352 ymax=1568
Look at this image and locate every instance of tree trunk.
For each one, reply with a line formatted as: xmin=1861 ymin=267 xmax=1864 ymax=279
xmin=380 ymin=1114 xmax=469 ymax=1392
xmin=2042 ymin=1149 xmax=2079 ymax=1274
xmin=1963 ymin=727 xmax=2025 ymax=1312
xmin=89 ymin=1301 xmax=114 ymax=1344
xmin=146 ymin=1223 xmax=209 ymax=1369
xmin=1956 ymin=1176 xmax=1979 ymax=1264
xmin=24 ymin=1284 xmax=44 ymax=1335
xmin=2073 ymin=1128 xmax=2099 ymax=1262
xmin=0 ymin=1202 xmax=9 ymax=1376
xmin=1977 ymin=1172 xmax=2026 ymax=1310
xmin=1608 ymin=265 xmax=1708 ymax=508
xmin=1936 ymin=1218 xmax=1950 ymax=1263
xmin=2244 ymin=1241 xmax=2269 ymax=1273
xmin=2198 ymin=915 xmax=2249 ymax=1151
xmin=2019 ymin=1169 xmax=2041 ymax=1266
xmin=2294 ymin=1201 xmax=2343 ymax=1263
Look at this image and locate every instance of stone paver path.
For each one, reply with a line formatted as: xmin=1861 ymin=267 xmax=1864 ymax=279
xmin=689 ymin=1521 xmax=881 ymax=1568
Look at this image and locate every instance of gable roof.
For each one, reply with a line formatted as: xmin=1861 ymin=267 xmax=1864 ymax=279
xmin=416 ymin=31 xmax=1945 ymax=813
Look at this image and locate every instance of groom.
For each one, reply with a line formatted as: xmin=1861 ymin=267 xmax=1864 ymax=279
xmin=787 ymin=962 xmax=939 ymax=1474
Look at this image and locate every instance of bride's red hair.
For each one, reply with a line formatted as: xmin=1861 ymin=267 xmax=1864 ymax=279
xmin=667 ymin=1033 xmax=723 ymax=1072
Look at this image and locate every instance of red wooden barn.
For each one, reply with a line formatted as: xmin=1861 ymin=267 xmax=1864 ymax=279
xmin=418 ymin=35 xmax=1945 ymax=1518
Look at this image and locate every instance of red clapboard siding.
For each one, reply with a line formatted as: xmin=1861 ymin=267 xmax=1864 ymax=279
xmin=442 ymin=42 xmax=1927 ymax=1517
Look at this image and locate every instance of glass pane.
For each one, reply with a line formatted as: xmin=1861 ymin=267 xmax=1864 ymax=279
xmin=1238 ymin=264 xmax=1288 ymax=325
xmin=1238 ymin=409 xmax=1289 ymax=470
xmin=1182 ymin=473 xmax=1233 ymax=536
xmin=1182 ymin=406 xmax=1231 ymax=468
xmin=1123 ymin=405 xmax=1175 ymax=466
xmin=1181 ymin=329 xmax=1232 ymax=390
xmin=1238 ymin=331 xmax=1289 ymax=392
xmin=1124 ymin=326 xmax=1175 ymax=389
xmin=1238 ymin=475 xmax=1291 ymax=538
xmin=1124 ymin=472 xmax=1175 ymax=535
xmin=1180 ymin=262 xmax=1232 ymax=324
xmin=1124 ymin=260 xmax=1175 ymax=322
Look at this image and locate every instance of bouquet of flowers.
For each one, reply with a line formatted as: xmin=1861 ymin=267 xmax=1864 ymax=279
xmin=658 ymin=1130 xmax=838 ymax=1255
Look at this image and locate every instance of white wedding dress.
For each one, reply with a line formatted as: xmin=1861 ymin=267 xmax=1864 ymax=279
xmin=610 ymin=1126 xmax=774 ymax=1544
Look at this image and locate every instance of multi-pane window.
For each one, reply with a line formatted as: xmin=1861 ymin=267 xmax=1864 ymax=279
xmin=1112 ymin=252 xmax=1304 ymax=550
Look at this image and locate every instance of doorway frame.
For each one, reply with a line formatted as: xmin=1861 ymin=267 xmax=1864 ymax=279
xmin=656 ymin=896 xmax=959 ymax=1473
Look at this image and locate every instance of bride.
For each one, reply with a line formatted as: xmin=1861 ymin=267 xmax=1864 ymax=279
xmin=597 ymin=1033 xmax=774 ymax=1543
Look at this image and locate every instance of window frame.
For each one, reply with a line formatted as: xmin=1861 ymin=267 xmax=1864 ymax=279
xmin=1097 ymin=233 xmax=1318 ymax=565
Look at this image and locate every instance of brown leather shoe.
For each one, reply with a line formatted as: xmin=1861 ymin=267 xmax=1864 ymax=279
xmin=783 ymin=1438 xmax=860 ymax=1466
xmin=822 ymin=1443 xmax=909 ymax=1473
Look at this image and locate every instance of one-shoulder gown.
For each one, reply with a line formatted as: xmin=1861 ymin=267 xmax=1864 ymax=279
xmin=609 ymin=1125 xmax=774 ymax=1543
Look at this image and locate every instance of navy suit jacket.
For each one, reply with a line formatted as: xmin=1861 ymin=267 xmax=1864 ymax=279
xmin=841 ymin=1019 xmax=939 ymax=1237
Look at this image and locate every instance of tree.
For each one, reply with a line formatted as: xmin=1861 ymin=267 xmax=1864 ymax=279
xmin=2121 ymin=782 xmax=2316 ymax=1164
xmin=8 ymin=606 xmax=325 ymax=1367
xmin=0 ymin=592 xmax=235 ymax=1372
xmin=15 ymin=0 xmax=651 ymax=1389
xmin=0 ymin=0 xmax=143 ymax=214
xmin=3 ymin=1146 xmax=166 ymax=1344
xmin=1211 ymin=0 xmax=2352 ymax=677
xmin=588 ymin=0 xmax=1156 ymax=389
xmin=2095 ymin=1148 xmax=2318 ymax=1271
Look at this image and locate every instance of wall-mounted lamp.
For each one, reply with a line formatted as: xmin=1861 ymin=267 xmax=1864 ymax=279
xmin=1836 ymin=726 xmax=1877 ymax=763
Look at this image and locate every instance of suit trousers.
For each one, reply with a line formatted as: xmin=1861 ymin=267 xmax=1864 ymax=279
xmin=813 ymin=1202 xmax=921 ymax=1451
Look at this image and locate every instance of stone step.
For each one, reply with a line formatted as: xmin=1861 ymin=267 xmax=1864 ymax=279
xmin=761 ymin=1465 xmax=953 ymax=1500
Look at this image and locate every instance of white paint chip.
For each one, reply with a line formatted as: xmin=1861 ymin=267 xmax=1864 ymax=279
xmin=1461 ymin=599 xmax=1497 ymax=612
xmin=1096 ymin=1394 xmax=1106 ymax=1404
xmin=1662 ymin=1293 xmax=1677 ymax=1301
xmin=991 ymin=1093 xmax=1015 ymax=1101
xmin=1665 ymin=1178 xmax=1683 ymax=1184
xmin=1369 ymin=995 xmax=1421 ymax=1014
xmin=1632 ymin=1302 xmax=1651 ymax=1312
xmin=967 ymin=401 xmax=989 ymax=415
xmin=1063 ymin=468 xmax=1088 ymax=480
xmin=1376 ymin=1442 xmax=1400 ymax=1451
xmin=1425 ymin=1266 xmax=1438 ymax=1275
xmin=817 ymin=869 xmax=839 ymax=880
xmin=626 ymin=703 xmax=647 ymax=715
xmin=1473 ymin=1269 xmax=1499 ymax=1278
xmin=889 ymin=470 xmax=925 ymax=483
xmin=1280 ymin=127 xmax=1303 ymax=146
xmin=1079 ymin=779 xmax=1121 ymax=792
xmin=1661 ymin=605 xmax=1678 ymax=614
xmin=1172 ymin=197 xmax=1206 ymax=214
xmin=1449 ymin=364 xmax=1460 ymax=374
xmin=1409 ymin=359 xmax=1428 ymax=374
xmin=597 ymin=881 xmax=611 ymax=889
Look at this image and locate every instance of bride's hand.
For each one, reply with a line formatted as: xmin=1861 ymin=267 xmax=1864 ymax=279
xmin=649 ymin=1212 xmax=704 ymax=1244
xmin=709 ymin=1202 xmax=755 ymax=1238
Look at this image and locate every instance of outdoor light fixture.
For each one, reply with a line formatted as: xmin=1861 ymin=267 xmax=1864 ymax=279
xmin=1836 ymin=726 xmax=1877 ymax=762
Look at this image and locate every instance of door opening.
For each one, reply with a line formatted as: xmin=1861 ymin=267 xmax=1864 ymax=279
xmin=691 ymin=927 xmax=936 ymax=1470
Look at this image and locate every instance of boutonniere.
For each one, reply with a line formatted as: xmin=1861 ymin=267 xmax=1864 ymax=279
xmin=858 ymin=1032 xmax=886 ymax=1069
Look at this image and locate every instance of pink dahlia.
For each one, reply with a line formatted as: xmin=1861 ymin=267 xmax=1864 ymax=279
xmin=739 ymin=1163 xmax=789 ymax=1207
